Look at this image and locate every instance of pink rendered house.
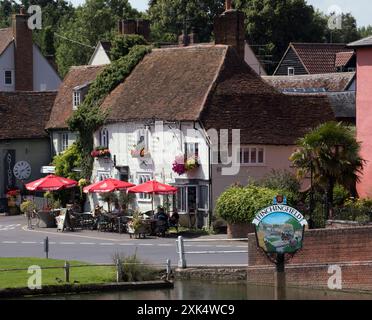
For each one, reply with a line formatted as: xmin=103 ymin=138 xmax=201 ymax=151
xmin=348 ymin=36 xmax=372 ymax=197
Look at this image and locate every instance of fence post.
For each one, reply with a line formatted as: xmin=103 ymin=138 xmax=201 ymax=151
xmin=118 ymin=217 xmax=121 ymax=234
xmin=64 ymin=261 xmax=70 ymax=283
xmin=116 ymin=259 xmax=122 ymax=283
xmin=166 ymin=259 xmax=171 ymax=280
xmin=177 ymin=236 xmax=186 ymax=269
xmin=44 ymin=237 xmax=49 ymax=259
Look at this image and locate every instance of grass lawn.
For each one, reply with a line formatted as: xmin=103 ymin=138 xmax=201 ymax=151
xmin=0 ymin=257 xmax=116 ymax=289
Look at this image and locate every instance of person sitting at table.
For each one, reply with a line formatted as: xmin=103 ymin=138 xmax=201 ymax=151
xmin=169 ymin=210 xmax=180 ymax=232
xmin=112 ymin=201 xmax=121 ymax=215
xmin=154 ymin=206 xmax=168 ymax=222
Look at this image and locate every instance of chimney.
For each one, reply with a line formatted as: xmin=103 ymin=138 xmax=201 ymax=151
xmin=118 ymin=19 xmax=151 ymax=41
xmin=136 ymin=19 xmax=150 ymax=41
xmin=12 ymin=8 xmax=34 ymax=91
xmin=214 ymin=0 xmax=245 ymax=60
xmin=117 ymin=20 xmax=123 ymax=34
xmin=122 ymin=19 xmax=137 ymax=35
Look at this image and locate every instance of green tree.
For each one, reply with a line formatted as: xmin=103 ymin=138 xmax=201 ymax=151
xmin=148 ymin=0 xmax=224 ymax=43
xmin=290 ymin=122 xmax=364 ymax=218
xmin=359 ymin=25 xmax=372 ymax=38
xmin=325 ymin=13 xmax=360 ymax=43
xmin=234 ymin=0 xmax=327 ymax=73
xmin=52 ymin=143 xmax=83 ymax=181
xmin=54 ymin=0 xmax=140 ymax=76
xmin=110 ymin=34 xmax=147 ymax=61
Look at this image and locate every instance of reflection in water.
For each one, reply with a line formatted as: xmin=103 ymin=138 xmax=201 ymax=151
xmin=26 ymin=280 xmax=372 ymax=300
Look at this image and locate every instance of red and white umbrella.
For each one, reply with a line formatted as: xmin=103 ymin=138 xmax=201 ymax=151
xmin=127 ymin=180 xmax=178 ymax=195
xmin=25 ymin=174 xmax=78 ymax=191
xmin=83 ymin=178 xmax=135 ymax=193
xmin=128 ymin=180 xmax=178 ymax=212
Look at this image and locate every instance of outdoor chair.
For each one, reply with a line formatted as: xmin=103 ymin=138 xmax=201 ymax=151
xmin=155 ymin=220 xmax=169 ymax=237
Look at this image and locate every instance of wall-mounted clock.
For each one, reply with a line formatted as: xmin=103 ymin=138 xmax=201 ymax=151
xmin=13 ymin=161 xmax=32 ymax=180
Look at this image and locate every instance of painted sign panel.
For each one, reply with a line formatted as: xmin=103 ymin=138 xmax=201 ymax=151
xmin=3 ymin=150 xmax=16 ymax=192
xmin=253 ymin=204 xmax=307 ymax=254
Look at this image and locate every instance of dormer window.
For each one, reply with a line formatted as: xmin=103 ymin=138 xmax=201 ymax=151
xmin=73 ymin=90 xmax=81 ymax=110
xmin=4 ymin=70 xmax=12 ymax=85
xmin=288 ymin=67 xmax=295 ymax=76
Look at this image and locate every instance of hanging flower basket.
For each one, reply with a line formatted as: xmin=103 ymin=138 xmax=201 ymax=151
xmin=172 ymin=154 xmax=200 ymax=176
xmin=91 ymin=147 xmax=111 ymax=158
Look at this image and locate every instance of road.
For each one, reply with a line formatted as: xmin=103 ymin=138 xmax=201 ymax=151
xmin=0 ymin=215 xmax=248 ymax=267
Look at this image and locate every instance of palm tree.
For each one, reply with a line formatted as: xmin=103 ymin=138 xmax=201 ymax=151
xmin=290 ymin=122 xmax=364 ymax=218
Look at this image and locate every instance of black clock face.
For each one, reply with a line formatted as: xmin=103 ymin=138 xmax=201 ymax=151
xmin=13 ymin=161 xmax=32 ymax=180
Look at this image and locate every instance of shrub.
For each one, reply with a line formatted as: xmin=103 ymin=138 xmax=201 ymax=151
xmin=333 ymin=184 xmax=350 ymax=206
xmin=20 ymin=200 xmax=36 ymax=214
xmin=215 ymin=184 xmax=280 ymax=224
xmin=260 ymin=169 xmax=301 ymax=194
xmin=110 ymin=34 xmax=148 ymax=61
xmin=112 ymin=251 xmax=158 ymax=282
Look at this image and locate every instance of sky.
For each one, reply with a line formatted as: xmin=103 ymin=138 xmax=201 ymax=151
xmin=70 ymin=0 xmax=371 ymax=27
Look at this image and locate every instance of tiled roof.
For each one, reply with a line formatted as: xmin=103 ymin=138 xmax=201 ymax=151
xmin=335 ymin=51 xmax=355 ymax=67
xmin=287 ymin=91 xmax=355 ymax=120
xmin=46 ymin=65 xmax=105 ymax=129
xmin=348 ymin=36 xmax=372 ymax=48
xmin=101 ymin=45 xmax=334 ymax=145
xmin=291 ymin=43 xmax=353 ymax=74
xmin=262 ymin=72 xmax=355 ymax=92
xmin=0 ymin=28 xmax=13 ymax=56
xmin=0 ymin=91 xmax=57 ymax=140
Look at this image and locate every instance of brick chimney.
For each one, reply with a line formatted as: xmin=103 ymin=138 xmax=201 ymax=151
xmin=12 ymin=8 xmax=33 ymax=91
xmin=214 ymin=0 xmax=245 ymax=60
xmin=118 ymin=19 xmax=151 ymax=41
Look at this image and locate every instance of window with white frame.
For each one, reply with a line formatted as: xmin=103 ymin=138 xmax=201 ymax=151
xmin=61 ymin=133 xmax=69 ymax=152
xmin=138 ymin=173 xmax=152 ymax=201
xmin=4 ymin=70 xmax=12 ymax=85
xmin=177 ymin=186 xmax=187 ymax=212
xmin=100 ymin=128 xmax=109 ymax=148
xmin=239 ymin=146 xmax=265 ymax=165
xmin=73 ymin=91 xmax=81 ymax=110
xmin=97 ymin=171 xmax=111 ymax=181
xmin=288 ymin=67 xmax=295 ymax=76
xmin=185 ymin=142 xmax=199 ymax=159
xmin=198 ymin=185 xmax=209 ymax=211
xmin=136 ymin=128 xmax=149 ymax=149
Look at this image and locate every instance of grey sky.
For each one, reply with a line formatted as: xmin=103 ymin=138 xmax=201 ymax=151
xmin=71 ymin=0 xmax=371 ymax=27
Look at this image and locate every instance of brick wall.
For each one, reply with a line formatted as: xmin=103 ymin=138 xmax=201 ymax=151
xmin=247 ymin=226 xmax=372 ymax=290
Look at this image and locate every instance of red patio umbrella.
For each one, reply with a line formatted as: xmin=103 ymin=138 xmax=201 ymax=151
xmin=25 ymin=174 xmax=78 ymax=191
xmin=127 ymin=180 xmax=178 ymax=212
xmin=83 ymin=178 xmax=135 ymax=193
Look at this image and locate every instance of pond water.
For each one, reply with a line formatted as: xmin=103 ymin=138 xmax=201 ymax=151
xmin=26 ymin=280 xmax=372 ymax=300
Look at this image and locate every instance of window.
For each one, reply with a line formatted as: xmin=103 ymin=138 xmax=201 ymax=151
xmin=239 ymin=147 xmax=265 ymax=165
xmin=98 ymin=171 xmax=110 ymax=181
xmin=198 ymin=185 xmax=209 ymax=211
xmin=137 ymin=128 xmax=149 ymax=149
xmin=288 ymin=67 xmax=295 ymax=76
xmin=177 ymin=186 xmax=187 ymax=212
xmin=185 ymin=142 xmax=199 ymax=159
xmin=73 ymin=91 xmax=81 ymax=110
xmin=100 ymin=128 xmax=109 ymax=148
xmin=138 ymin=173 xmax=152 ymax=201
xmin=58 ymin=132 xmax=69 ymax=153
xmin=4 ymin=70 xmax=12 ymax=85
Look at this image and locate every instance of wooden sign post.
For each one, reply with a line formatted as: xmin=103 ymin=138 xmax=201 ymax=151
xmin=252 ymin=195 xmax=307 ymax=300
